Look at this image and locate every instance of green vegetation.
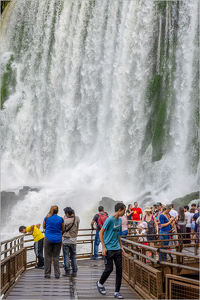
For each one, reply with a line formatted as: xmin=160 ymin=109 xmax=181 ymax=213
xmin=1 ymin=55 xmax=16 ymax=109
xmin=1 ymin=1 xmax=10 ymax=14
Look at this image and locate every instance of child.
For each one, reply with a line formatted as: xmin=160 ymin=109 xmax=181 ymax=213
xmin=138 ymin=222 xmax=148 ymax=261
xmin=138 ymin=222 xmax=148 ymax=245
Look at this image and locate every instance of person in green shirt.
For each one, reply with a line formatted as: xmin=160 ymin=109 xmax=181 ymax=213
xmin=19 ymin=224 xmax=44 ymax=269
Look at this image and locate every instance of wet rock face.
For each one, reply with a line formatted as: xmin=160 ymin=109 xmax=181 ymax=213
xmin=99 ymin=197 xmax=123 ymax=216
xmin=1 ymin=186 xmax=41 ymax=224
xmin=172 ymin=191 xmax=200 ymax=211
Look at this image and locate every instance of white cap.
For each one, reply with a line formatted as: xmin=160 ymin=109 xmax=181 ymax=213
xmin=140 ymin=222 xmax=148 ymax=229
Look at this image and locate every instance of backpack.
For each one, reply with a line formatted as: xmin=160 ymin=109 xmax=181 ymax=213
xmin=97 ymin=213 xmax=108 ymax=230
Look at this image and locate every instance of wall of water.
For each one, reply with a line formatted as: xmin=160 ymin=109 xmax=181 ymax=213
xmin=1 ymin=0 xmax=199 ymax=238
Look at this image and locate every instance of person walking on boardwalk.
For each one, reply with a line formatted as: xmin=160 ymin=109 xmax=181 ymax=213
xmin=96 ymin=203 xmax=126 ymax=299
xmin=43 ymin=205 xmax=64 ymax=279
xmin=91 ymin=206 xmax=108 ymax=260
xmin=62 ymin=207 xmax=80 ymax=277
xmin=19 ymin=224 xmax=44 ymax=269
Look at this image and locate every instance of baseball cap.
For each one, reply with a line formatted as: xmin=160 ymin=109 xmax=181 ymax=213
xmin=155 ymin=202 xmax=162 ymax=206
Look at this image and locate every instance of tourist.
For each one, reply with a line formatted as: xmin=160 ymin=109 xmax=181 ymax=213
xmin=192 ymin=207 xmax=200 ymax=243
xmin=177 ymin=207 xmax=187 ymax=244
xmin=142 ymin=206 xmax=158 ymax=246
xmin=156 ymin=202 xmax=163 ymax=233
xmin=169 ymin=204 xmax=178 ymax=220
xmin=138 ymin=222 xmax=148 ymax=260
xmin=159 ymin=205 xmax=175 ymax=260
xmin=126 ymin=204 xmax=133 ymax=228
xmin=138 ymin=222 xmax=148 ymax=245
xmin=154 ymin=210 xmax=159 ymax=220
xmin=119 ymin=214 xmax=128 ymax=237
xmin=91 ymin=206 xmax=108 ymax=260
xmin=184 ymin=206 xmax=192 ymax=244
xmin=190 ymin=207 xmax=196 ymax=243
xmin=43 ymin=205 xmax=64 ymax=279
xmin=19 ymin=224 xmax=44 ymax=269
xmin=62 ymin=207 xmax=80 ymax=277
xmin=191 ymin=203 xmax=198 ymax=213
xmin=96 ymin=203 xmax=126 ymax=299
xmin=152 ymin=204 xmax=157 ymax=215
xmin=131 ymin=202 xmax=143 ymax=234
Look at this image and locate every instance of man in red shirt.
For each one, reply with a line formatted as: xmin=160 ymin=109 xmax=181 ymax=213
xmin=132 ymin=202 xmax=143 ymax=234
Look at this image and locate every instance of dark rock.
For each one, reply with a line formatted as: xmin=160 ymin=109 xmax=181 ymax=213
xmin=99 ymin=197 xmax=123 ymax=216
xmin=1 ymin=186 xmax=41 ymax=225
xmin=172 ymin=191 xmax=200 ymax=210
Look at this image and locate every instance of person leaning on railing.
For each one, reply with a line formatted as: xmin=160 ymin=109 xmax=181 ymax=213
xmin=159 ymin=205 xmax=175 ymax=260
xmin=19 ymin=224 xmax=44 ymax=269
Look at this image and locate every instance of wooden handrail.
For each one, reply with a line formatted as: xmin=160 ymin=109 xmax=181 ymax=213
xmin=123 ymin=245 xmax=159 ymax=264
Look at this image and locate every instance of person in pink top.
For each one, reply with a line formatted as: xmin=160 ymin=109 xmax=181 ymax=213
xmin=119 ymin=214 xmax=128 ymax=237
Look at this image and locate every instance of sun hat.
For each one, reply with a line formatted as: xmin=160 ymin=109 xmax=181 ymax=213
xmin=144 ymin=206 xmax=152 ymax=212
xmin=140 ymin=222 xmax=148 ymax=229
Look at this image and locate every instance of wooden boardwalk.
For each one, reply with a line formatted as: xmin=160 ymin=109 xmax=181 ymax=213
xmin=4 ymin=259 xmax=141 ymax=299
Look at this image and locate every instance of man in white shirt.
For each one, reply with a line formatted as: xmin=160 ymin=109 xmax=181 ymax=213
xmin=169 ymin=204 xmax=178 ymax=219
xmin=184 ymin=205 xmax=192 ymax=244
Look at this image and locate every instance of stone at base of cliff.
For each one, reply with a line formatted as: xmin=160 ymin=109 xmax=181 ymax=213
xmin=172 ymin=191 xmax=200 ymax=210
xmin=99 ymin=197 xmax=123 ymax=216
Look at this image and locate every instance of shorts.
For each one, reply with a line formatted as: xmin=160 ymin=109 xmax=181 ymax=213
xmin=191 ymin=224 xmax=195 ymax=231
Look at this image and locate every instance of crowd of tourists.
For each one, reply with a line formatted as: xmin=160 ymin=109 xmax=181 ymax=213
xmin=18 ymin=201 xmax=200 ymax=300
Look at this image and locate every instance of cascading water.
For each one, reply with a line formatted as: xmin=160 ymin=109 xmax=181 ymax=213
xmin=1 ymin=0 xmax=199 ymax=239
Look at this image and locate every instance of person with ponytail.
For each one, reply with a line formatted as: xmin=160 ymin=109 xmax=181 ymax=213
xmin=43 ymin=205 xmax=64 ymax=279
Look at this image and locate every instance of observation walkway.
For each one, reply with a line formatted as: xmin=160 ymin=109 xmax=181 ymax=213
xmin=1 ymin=229 xmax=199 ymax=299
xmin=4 ymin=259 xmax=141 ymax=299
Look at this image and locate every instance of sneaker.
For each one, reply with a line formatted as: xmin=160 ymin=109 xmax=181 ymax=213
xmin=72 ymin=273 xmax=77 ymax=277
xmin=91 ymin=256 xmax=98 ymax=260
xmin=62 ymin=273 xmax=70 ymax=277
xmin=114 ymin=292 xmax=123 ymax=299
xmin=96 ymin=281 xmax=106 ymax=295
xmin=35 ymin=266 xmax=44 ymax=269
xmin=44 ymin=275 xmax=50 ymax=278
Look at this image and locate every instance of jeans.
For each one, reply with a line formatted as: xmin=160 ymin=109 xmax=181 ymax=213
xmin=133 ymin=221 xmax=139 ymax=235
xmin=62 ymin=243 xmax=66 ymax=266
xmin=99 ymin=249 xmax=122 ymax=292
xmin=63 ymin=243 xmax=78 ymax=274
xmin=94 ymin=230 xmax=100 ymax=258
xmin=160 ymin=234 xmax=169 ymax=260
xmin=120 ymin=229 xmax=128 ymax=237
xmin=34 ymin=238 xmax=44 ymax=267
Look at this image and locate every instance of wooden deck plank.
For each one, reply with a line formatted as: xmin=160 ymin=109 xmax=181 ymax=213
xmin=5 ymin=259 xmax=141 ymax=299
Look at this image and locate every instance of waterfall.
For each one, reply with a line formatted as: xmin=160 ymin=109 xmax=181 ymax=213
xmin=1 ymin=0 xmax=199 ymax=238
